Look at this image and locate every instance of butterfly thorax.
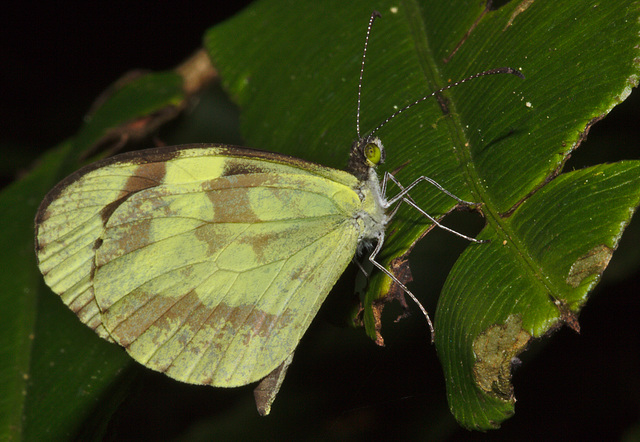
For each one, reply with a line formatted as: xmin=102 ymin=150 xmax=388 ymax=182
xmin=349 ymin=136 xmax=389 ymax=249
xmin=355 ymin=167 xmax=388 ymax=247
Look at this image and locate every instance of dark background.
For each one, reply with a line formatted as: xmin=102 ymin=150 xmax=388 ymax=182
xmin=1 ymin=3 xmax=246 ymax=181
xmin=3 ymin=2 xmax=640 ymax=440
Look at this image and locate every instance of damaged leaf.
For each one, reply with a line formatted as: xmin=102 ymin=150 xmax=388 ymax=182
xmin=472 ymin=315 xmax=530 ymax=401
xmin=566 ymin=244 xmax=614 ymax=288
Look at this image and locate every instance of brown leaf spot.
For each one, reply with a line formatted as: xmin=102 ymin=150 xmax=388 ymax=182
xmin=472 ymin=315 xmax=531 ymax=402
xmin=503 ymin=0 xmax=535 ymax=30
xmin=566 ymin=244 xmax=613 ymax=288
xmin=371 ymin=299 xmax=385 ymax=347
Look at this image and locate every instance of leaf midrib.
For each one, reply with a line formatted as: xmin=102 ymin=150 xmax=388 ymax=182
xmin=402 ymin=1 xmax=563 ymax=338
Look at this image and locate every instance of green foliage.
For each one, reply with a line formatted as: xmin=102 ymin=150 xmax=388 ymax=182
xmin=206 ymin=0 xmax=640 ymax=428
xmin=2 ymin=0 xmax=639 ymax=438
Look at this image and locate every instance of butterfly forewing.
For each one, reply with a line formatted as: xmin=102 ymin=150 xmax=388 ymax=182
xmin=35 ymin=144 xmax=364 ymax=386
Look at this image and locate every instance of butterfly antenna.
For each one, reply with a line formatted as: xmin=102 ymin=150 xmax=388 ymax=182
xmin=368 ymin=67 xmax=525 ymax=137
xmin=356 ymin=10 xmax=382 ymax=138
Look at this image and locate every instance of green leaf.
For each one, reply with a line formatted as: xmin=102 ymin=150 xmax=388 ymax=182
xmin=436 ymin=162 xmax=640 ymax=428
xmin=74 ymin=71 xmax=185 ymax=156
xmin=7 ymin=0 xmax=640 ymax=436
xmin=205 ymin=0 xmax=640 ymax=429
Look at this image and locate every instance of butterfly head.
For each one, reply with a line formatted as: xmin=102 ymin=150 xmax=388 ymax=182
xmin=348 ymin=136 xmax=386 ymax=180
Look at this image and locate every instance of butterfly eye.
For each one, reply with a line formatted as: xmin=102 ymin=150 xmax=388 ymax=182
xmin=364 ymin=142 xmax=382 ymax=166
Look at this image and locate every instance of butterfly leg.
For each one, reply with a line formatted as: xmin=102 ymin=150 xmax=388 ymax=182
xmin=368 ymin=232 xmax=435 ymax=342
xmin=384 ymin=172 xmax=486 ymax=243
xmin=384 ymin=171 xmax=475 ymax=207
xmin=352 ymin=257 xmax=370 ymax=277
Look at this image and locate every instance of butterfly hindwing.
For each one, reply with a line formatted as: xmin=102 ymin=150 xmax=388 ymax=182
xmin=36 ymin=144 xmax=364 ymax=386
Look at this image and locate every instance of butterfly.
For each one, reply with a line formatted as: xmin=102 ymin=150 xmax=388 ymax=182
xmin=34 ymin=11 xmax=523 ymax=414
